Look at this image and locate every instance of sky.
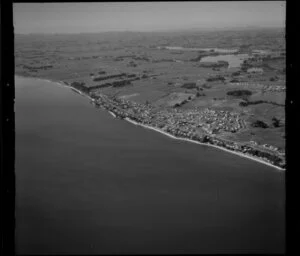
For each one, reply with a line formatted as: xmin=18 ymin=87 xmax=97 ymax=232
xmin=13 ymin=1 xmax=286 ymax=34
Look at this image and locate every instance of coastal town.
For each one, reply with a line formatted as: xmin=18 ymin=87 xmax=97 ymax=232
xmin=67 ymin=84 xmax=286 ymax=169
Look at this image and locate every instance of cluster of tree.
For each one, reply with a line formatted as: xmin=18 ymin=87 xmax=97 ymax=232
xmin=92 ymin=78 xmax=140 ymax=90
xmin=23 ymin=64 xmax=53 ymax=71
xmin=240 ymin=61 xmax=253 ymax=72
xmin=239 ymin=100 xmax=262 ymax=106
xmin=198 ymin=61 xmax=228 ymax=68
xmin=128 ymin=61 xmax=137 ymax=67
xmin=132 ymin=56 xmax=150 ymax=61
xmin=174 ymin=99 xmax=189 ymax=108
xmin=206 ymin=76 xmax=225 ymax=82
xmin=269 ymin=76 xmax=279 ymax=81
xmin=245 ymin=147 xmax=283 ymax=166
xmin=152 ymin=59 xmax=175 ymax=63
xmin=251 ymin=120 xmax=269 ymax=128
xmin=181 ymin=82 xmax=197 ymax=89
xmin=261 ymin=62 xmax=275 ymax=71
xmin=89 ymin=92 xmax=100 ymax=99
xmin=93 ymin=73 xmax=127 ymax=82
xmin=114 ymin=55 xmax=136 ymax=61
xmin=239 ymin=44 xmax=252 ymax=50
xmin=71 ymin=56 xmax=101 ymax=61
xmin=112 ymin=80 xmax=132 ymax=87
xmin=230 ymin=79 xmax=239 ymax=83
xmin=272 ymin=117 xmax=283 ymax=127
xmin=196 ymin=92 xmax=206 ymax=97
xmin=263 ymin=55 xmax=285 ymax=61
xmin=170 ymin=51 xmax=183 ymax=55
xmin=92 ymin=83 xmax=112 ymax=89
xmin=70 ymin=82 xmax=90 ymax=93
xmin=202 ymin=84 xmax=212 ymax=89
xmin=227 ymin=90 xmax=252 ymax=97
xmin=174 ymin=102 xmax=184 ymax=108
xmin=231 ymin=71 xmax=241 ymax=76
xmin=127 ymin=74 xmax=137 ymax=78
xmin=239 ymin=99 xmax=284 ymax=107
xmin=95 ymin=76 xmax=143 ymax=89
xmin=202 ymin=135 xmax=211 ymax=143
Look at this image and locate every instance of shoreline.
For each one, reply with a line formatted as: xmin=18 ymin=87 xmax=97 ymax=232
xmin=124 ymin=118 xmax=285 ymax=171
xmin=108 ymin=111 xmax=117 ymax=118
xmin=16 ymin=75 xmax=96 ymax=102
xmin=15 ymin=75 xmax=285 ymax=171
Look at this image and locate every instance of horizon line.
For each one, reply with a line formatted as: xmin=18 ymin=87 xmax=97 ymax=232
xmin=15 ymin=26 xmax=285 ymax=36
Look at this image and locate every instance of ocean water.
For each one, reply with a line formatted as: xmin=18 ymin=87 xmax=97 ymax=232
xmin=15 ymin=76 xmax=285 ymax=254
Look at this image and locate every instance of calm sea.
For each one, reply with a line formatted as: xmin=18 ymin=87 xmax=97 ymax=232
xmin=15 ymin=76 xmax=285 ymax=254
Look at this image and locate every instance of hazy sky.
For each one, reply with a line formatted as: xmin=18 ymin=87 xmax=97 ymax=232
xmin=14 ymin=1 xmax=286 ymax=34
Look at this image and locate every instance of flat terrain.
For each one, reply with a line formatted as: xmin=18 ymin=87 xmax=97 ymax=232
xmin=15 ymin=28 xmax=285 ymax=153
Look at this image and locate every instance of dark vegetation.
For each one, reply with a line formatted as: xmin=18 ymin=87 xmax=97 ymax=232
xmin=133 ymin=56 xmax=150 ymax=61
xmin=91 ymin=78 xmax=141 ymax=89
xmin=202 ymin=84 xmax=212 ymax=89
xmin=128 ymin=61 xmax=137 ymax=67
xmin=239 ymin=99 xmax=284 ymax=107
xmin=127 ymin=74 xmax=137 ymax=78
xmin=23 ymin=64 xmax=53 ymax=71
xmin=227 ymin=90 xmax=252 ymax=97
xmin=272 ymin=117 xmax=283 ymax=127
xmin=269 ymin=76 xmax=279 ymax=81
xmin=174 ymin=100 xmax=188 ymax=108
xmin=251 ymin=120 xmax=269 ymax=128
xmin=182 ymin=82 xmax=197 ymax=89
xmin=70 ymin=81 xmax=90 ymax=93
xmin=231 ymin=71 xmax=241 ymax=76
xmin=93 ymin=73 xmax=127 ymax=81
xmin=206 ymin=75 xmax=225 ymax=82
xmin=196 ymin=92 xmax=206 ymax=97
xmin=199 ymin=61 xmax=229 ymax=68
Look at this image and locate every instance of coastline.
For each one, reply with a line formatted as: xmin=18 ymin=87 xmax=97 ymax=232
xmin=15 ymin=75 xmax=96 ymax=102
xmin=108 ymin=111 xmax=117 ymax=118
xmin=124 ymin=118 xmax=285 ymax=171
xmin=15 ymin=75 xmax=285 ymax=171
